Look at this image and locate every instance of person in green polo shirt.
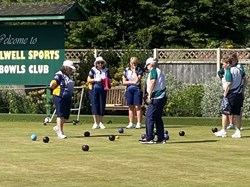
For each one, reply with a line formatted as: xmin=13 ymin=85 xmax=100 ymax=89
xmin=141 ymin=57 xmax=167 ymax=144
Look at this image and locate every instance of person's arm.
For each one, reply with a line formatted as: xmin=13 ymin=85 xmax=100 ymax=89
xmin=87 ymin=69 xmax=101 ymax=83
xmin=122 ymin=68 xmax=137 ymax=85
xmin=87 ymin=76 xmax=95 ymax=83
xmin=147 ymin=68 xmax=157 ymax=99
xmin=224 ymin=68 xmax=232 ymax=97
xmin=147 ymin=79 xmax=156 ymax=99
xmin=217 ymin=68 xmax=224 ymax=79
xmin=122 ymin=77 xmax=135 ymax=85
xmin=49 ymin=80 xmax=57 ymax=90
xmin=224 ymin=82 xmax=231 ymax=97
xmin=49 ymin=74 xmax=61 ymax=90
xmin=134 ymin=68 xmax=143 ymax=85
xmin=130 ymin=65 xmax=140 ymax=85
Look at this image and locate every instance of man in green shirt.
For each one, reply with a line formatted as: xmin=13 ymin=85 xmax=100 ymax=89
xmin=141 ymin=57 xmax=167 ymax=144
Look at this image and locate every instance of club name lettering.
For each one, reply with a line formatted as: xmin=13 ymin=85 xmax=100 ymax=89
xmin=28 ymin=50 xmax=60 ymax=60
xmin=0 ymin=65 xmax=49 ymax=74
xmin=0 ymin=50 xmax=60 ymax=60
xmin=0 ymin=51 xmax=25 ymax=60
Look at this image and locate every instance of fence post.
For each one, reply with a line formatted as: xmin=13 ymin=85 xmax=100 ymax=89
xmin=153 ymin=48 xmax=157 ymax=58
xmin=216 ymin=48 xmax=221 ymax=73
xmin=94 ymin=49 xmax=98 ymax=58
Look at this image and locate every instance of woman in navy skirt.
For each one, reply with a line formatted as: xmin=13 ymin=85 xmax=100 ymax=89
xmin=87 ymin=56 xmax=111 ymax=129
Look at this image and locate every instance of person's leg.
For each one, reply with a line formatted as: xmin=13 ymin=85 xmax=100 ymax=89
xmin=145 ymin=102 xmax=156 ymax=141
xmin=222 ymin=114 xmax=228 ymax=130
xmin=215 ymin=114 xmax=228 ymax=137
xmin=231 ymin=94 xmax=242 ymax=138
xmin=126 ymin=88 xmax=135 ymax=128
xmin=91 ymin=115 xmax=99 ymax=129
xmin=57 ymin=97 xmax=71 ymax=138
xmin=135 ymin=105 xmax=142 ymax=129
xmin=89 ymin=90 xmax=98 ymax=128
xmin=127 ymin=105 xmax=135 ymax=126
xmin=99 ymin=115 xmax=103 ymax=123
xmin=99 ymin=89 xmax=106 ymax=116
xmin=62 ymin=97 xmax=71 ymax=131
xmin=226 ymin=115 xmax=234 ymax=129
xmin=134 ymin=89 xmax=143 ymax=129
xmin=56 ymin=117 xmax=65 ymax=132
xmin=52 ymin=96 xmax=66 ymax=138
xmin=239 ymin=92 xmax=244 ymax=130
xmin=154 ymin=96 xmax=167 ymax=141
xmin=99 ymin=89 xmax=106 ymax=129
xmin=239 ymin=108 xmax=243 ymax=130
xmin=232 ymin=115 xmax=241 ymax=138
xmin=89 ymin=90 xmax=95 ymax=115
xmin=91 ymin=88 xmax=101 ymax=129
xmin=234 ymin=115 xmax=241 ymax=130
xmin=93 ymin=115 xmax=98 ymax=124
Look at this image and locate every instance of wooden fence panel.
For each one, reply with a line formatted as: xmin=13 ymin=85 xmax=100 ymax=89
xmin=66 ymin=48 xmax=250 ymax=84
xmin=159 ymin=62 xmax=217 ymax=84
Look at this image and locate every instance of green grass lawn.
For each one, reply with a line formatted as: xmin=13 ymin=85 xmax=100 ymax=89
xmin=1 ymin=114 xmax=250 ymax=187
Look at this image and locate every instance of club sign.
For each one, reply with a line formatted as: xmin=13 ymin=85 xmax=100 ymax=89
xmin=0 ymin=25 xmax=64 ymax=85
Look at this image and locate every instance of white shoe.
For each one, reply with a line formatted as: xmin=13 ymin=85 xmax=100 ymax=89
xmin=58 ymin=132 xmax=67 ymax=139
xmin=53 ymin=126 xmax=59 ymax=135
xmin=135 ymin=122 xmax=142 ymax=129
xmin=214 ymin=129 xmax=227 ymax=137
xmin=232 ymin=130 xmax=241 ymax=138
xmin=226 ymin=124 xmax=234 ymax=130
xmin=126 ymin=123 xmax=134 ymax=129
xmin=92 ymin=123 xmax=99 ymax=129
xmin=99 ymin=122 xmax=106 ymax=129
xmin=240 ymin=127 xmax=244 ymax=131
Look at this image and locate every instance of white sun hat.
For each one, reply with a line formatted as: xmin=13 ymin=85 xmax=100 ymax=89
xmin=145 ymin=57 xmax=157 ymax=68
xmin=63 ymin=60 xmax=76 ymax=70
xmin=94 ymin=56 xmax=106 ymax=65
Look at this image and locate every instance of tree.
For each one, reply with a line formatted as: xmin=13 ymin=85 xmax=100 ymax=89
xmin=3 ymin=0 xmax=250 ymax=48
xmin=161 ymin=0 xmax=250 ymax=48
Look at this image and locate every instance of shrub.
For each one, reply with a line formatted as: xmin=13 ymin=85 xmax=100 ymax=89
xmin=242 ymin=64 xmax=250 ymax=118
xmin=7 ymin=89 xmax=50 ymax=114
xmin=201 ymin=64 xmax=250 ymax=118
xmin=166 ymin=74 xmax=204 ymax=117
xmin=201 ymin=77 xmax=222 ymax=117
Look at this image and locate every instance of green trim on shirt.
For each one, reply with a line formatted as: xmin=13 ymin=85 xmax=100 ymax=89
xmin=150 ymin=68 xmax=158 ymax=80
xmin=225 ymin=68 xmax=232 ymax=82
xmin=152 ymin=88 xmax=165 ymax=98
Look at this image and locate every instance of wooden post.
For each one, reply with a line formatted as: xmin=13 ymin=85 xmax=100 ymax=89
xmin=153 ymin=48 xmax=157 ymax=58
xmin=216 ymin=48 xmax=221 ymax=73
xmin=94 ymin=49 xmax=98 ymax=58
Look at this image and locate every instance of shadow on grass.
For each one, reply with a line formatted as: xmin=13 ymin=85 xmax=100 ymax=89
xmin=166 ymin=125 xmax=192 ymax=128
xmin=242 ymin=136 xmax=250 ymax=138
xmin=241 ymin=128 xmax=250 ymax=131
xmin=105 ymin=125 xmax=191 ymax=129
xmin=71 ymin=134 xmax=133 ymax=138
xmin=168 ymin=140 xmax=219 ymax=144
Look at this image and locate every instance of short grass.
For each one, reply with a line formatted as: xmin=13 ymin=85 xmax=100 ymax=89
xmin=1 ymin=114 xmax=250 ymax=187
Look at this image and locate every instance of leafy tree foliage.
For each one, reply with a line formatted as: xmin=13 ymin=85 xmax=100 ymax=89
xmin=68 ymin=0 xmax=250 ymax=49
xmin=3 ymin=0 xmax=250 ymax=48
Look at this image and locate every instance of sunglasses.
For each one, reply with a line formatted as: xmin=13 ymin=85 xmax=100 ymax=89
xmin=96 ymin=61 xmax=104 ymax=64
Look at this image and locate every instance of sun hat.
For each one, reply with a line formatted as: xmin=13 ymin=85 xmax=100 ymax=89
xmin=94 ymin=56 xmax=106 ymax=65
xmin=145 ymin=57 xmax=157 ymax=68
xmin=63 ymin=60 xmax=76 ymax=70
